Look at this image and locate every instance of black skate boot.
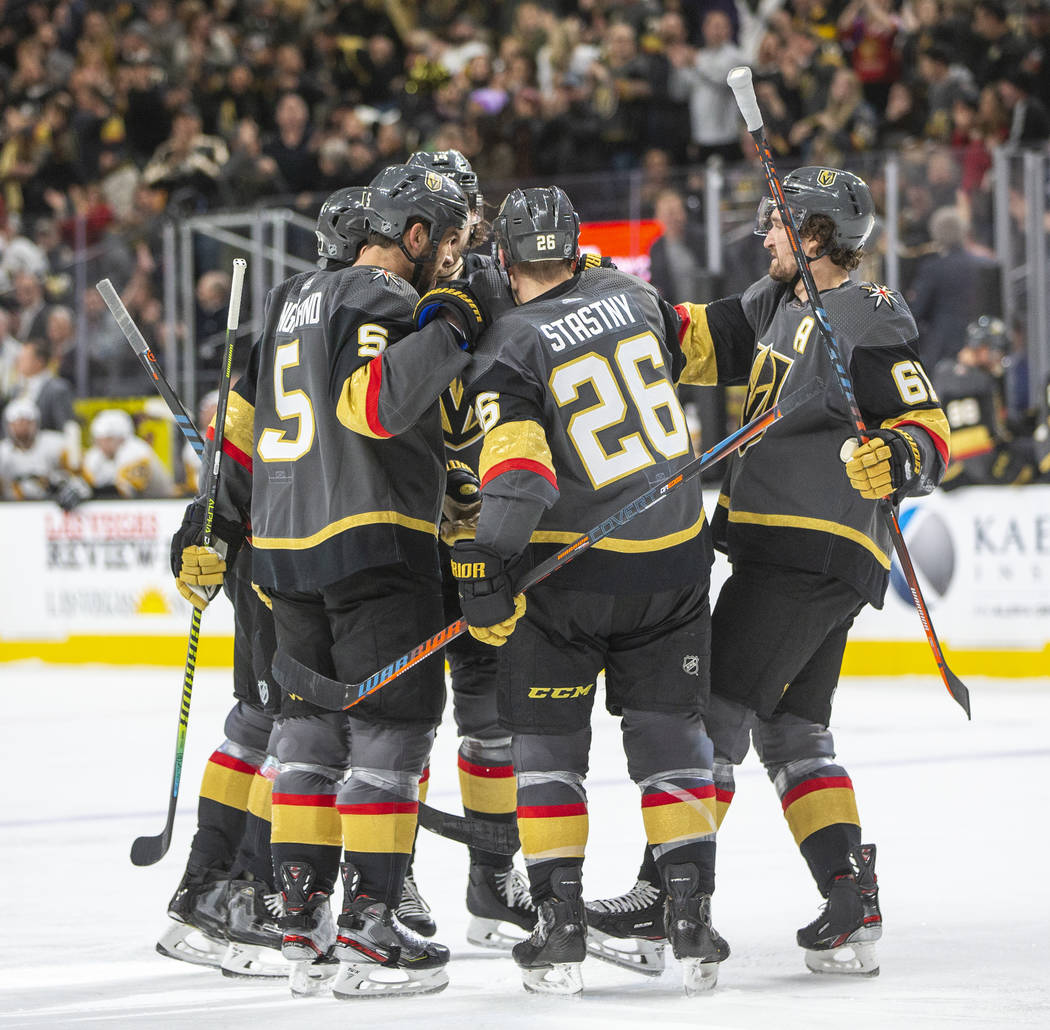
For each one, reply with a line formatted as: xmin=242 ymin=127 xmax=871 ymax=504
xmin=220 ymin=879 xmax=289 ymax=980
xmin=797 ymin=843 xmax=881 ymax=976
xmin=156 ymin=869 xmax=229 ymax=967
xmin=277 ymin=861 xmax=338 ymax=996
xmin=512 ymin=866 xmax=587 ymax=996
xmin=662 ymin=863 xmax=730 ymax=995
xmin=395 ymin=871 xmax=436 ymax=938
xmin=466 ymin=863 xmax=537 ymax=949
xmin=333 ymin=865 xmax=450 ymax=998
xmin=585 ymin=879 xmax=667 ymax=976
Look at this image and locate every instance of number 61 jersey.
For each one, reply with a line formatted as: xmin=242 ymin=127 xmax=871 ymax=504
xmin=472 ymin=265 xmax=712 ymax=594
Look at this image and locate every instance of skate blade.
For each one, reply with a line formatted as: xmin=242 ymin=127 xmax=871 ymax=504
xmin=289 ymin=956 xmax=339 ymax=997
xmin=680 ymin=956 xmax=720 ymax=995
xmin=332 ymin=961 xmax=449 ymax=999
xmin=521 ymin=962 xmax=583 ymax=996
xmin=220 ymin=942 xmax=290 ymax=979
xmin=156 ymin=921 xmax=225 ymax=968
xmin=804 ymin=942 xmax=879 ymax=977
xmin=466 ymin=915 xmax=531 ymax=951
xmin=586 ymin=929 xmax=666 ymax=976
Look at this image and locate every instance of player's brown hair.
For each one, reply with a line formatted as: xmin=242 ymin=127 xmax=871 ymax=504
xmin=801 ymin=213 xmax=863 ymax=272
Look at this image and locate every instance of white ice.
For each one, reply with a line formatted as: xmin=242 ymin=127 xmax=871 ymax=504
xmin=2 ymin=664 xmax=1048 ymax=1030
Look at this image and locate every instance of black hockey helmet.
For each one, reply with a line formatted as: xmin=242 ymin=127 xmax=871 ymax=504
xmin=966 ymin=315 xmax=1009 ymax=351
xmin=755 ymin=167 xmax=875 ymax=252
xmin=407 ymin=149 xmax=482 ymax=219
xmin=315 ymin=185 xmax=372 ymax=268
xmin=492 ymin=186 xmax=580 ymax=266
xmin=366 ymin=164 xmax=470 ymax=285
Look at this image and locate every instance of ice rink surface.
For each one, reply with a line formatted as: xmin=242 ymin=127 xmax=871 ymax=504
xmin=2 ymin=663 xmax=1048 ymax=1030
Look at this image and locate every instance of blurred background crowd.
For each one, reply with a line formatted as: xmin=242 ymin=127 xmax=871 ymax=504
xmin=1 ymin=0 xmax=1048 ymax=505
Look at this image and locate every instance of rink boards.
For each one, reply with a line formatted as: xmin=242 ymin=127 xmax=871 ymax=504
xmin=0 ymin=487 xmax=1047 ymax=677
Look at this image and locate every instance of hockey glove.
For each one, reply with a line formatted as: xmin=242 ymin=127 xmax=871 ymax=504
xmin=450 ymin=540 xmax=527 ymax=647
xmin=170 ymin=499 xmax=246 ymax=610
xmin=441 ymin=459 xmax=482 ymax=545
xmin=843 ymin=429 xmax=921 ymax=500
xmin=574 ymin=252 xmax=617 ymax=273
xmin=414 ymin=266 xmax=515 ymax=351
xmin=53 ymin=475 xmax=92 ymax=512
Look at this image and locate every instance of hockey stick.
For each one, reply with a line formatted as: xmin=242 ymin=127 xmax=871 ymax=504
xmin=273 ymin=376 xmax=824 ymax=712
xmin=97 ymin=282 xmax=517 ymax=859
xmin=111 ymin=260 xmax=247 ymax=866
xmin=727 ymin=66 xmax=970 ymax=719
xmin=96 ymin=280 xmax=205 ymax=460
xmin=417 ymin=802 xmax=519 ymax=855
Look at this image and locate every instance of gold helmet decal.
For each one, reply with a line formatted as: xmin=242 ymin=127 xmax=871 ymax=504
xmin=424 ymin=171 xmax=444 ymax=192
xmin=817 ymin=169 xmax=838 ymax=187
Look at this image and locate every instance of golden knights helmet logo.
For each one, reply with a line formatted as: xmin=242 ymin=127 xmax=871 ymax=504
xmin=741 ymin=342 xmax=794 ymax=453
xmin=424 ymin=171 xmax=444 ymax=192
xmin=817 ymin=169 xmax=838 ymax=187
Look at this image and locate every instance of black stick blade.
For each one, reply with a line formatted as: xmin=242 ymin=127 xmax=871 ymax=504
xmin=943 ymin=665 xmax=971 ymax=720
xmin=417 ymin=803 xmax=520 ymax=855
xmin=130 ymin=831 xmax=171 ymax=867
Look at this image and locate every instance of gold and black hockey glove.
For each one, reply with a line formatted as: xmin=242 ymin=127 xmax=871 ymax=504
xmin=170 ymin=499 xmax=246 ymax=610
xmin=574 ymin=252 xmax=617 ymax=273
xmin=843 ymin=429 xmax=921 ymax=500
xmin=450 ymin=540 xmax=526 ymax=647
xmin=414 ymin=266 xmax=514 ymax=351
xmin=441 ymin=460 xmax=482 ymax=545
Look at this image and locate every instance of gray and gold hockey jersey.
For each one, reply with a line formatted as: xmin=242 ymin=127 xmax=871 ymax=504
xmin=471 ymin=265 xmax=711 ymax=594
xmin=215 ymin=262 xmax=471 ymax=591
xmin=679 ymin=276 xmax=951 ymax=606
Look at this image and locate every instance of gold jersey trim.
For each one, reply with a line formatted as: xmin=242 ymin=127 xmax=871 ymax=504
xmin=479 ymin=419 xmax=556 ymax=483
xmin=253 ymin=509 xmax=437 ymax=551
xmin=223 ymin=393 xmax=255 ymax=456
xmin=529 ymin=509 xmax=707 ymax=553
xmin=676 ymin=303 xmax=718 ymax=387
xmin=726 ymin=509 xmax=891 ymax=568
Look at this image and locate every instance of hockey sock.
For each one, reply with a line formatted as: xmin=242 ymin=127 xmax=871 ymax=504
xmin=271 ymin=768 xmax=342 ymax=896
xmin=458 ymin=738 xmax=517 ymax=869
xmin=188 ymin=740 xmax=263 ymax=872
xmin=775 ymin=763 xmax=862 ymax=892
xmin=713 ymin=761 xmax=736 ymax=829
xmin=637 ymin=845 xmax=659 ymax=885
xmin=230 ymin=765 xmax=276 ymax=885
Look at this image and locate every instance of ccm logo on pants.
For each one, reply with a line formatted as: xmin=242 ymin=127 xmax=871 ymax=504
xmin=527 ymin=685 xmax=593 ymax=700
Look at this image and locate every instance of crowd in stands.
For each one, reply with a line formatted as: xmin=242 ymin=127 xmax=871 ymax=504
xmin=1 ymin=0 xmax=1048 ymax=500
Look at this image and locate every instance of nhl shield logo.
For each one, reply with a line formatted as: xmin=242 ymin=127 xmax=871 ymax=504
xmin=817 ymin=169 xmax=837 ymax=187
xmin=257 ymin=680 xmax=269 ymax=705
xmin=424 ymin=171 xmax=444 ymax=192
xmin=682 ymin=654 xmax=700 ymax=676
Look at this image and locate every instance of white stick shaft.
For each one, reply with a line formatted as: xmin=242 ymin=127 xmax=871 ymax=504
xmin=96 ymin=278 xmax=150 ymax=355
xmin=227 ymin=258 xmax=247 ymax=331
xmin=727 ymin=66 xmax=762 ymax=132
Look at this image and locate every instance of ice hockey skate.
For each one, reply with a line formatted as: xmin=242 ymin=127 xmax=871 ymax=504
xmin=276 ymin=861 xmax=338 ymax=996
xmin=395 ymin=870 xmax=436 ymax=938
xmin=332 ymin=883 xmax=450 ymax=998
xmin=156 ymin=870 xmax=229 ymax=968
xmin=511 ymin=866 xmax=586 ymax=996
xmin=585 ymin=878 xmax=667 ymax=976
xmin=798 ymin=843 xmax=882 ymax=977
xmin=662 ymin=863 xmax=730 ymax=995
xmin=220 ymin=879 xmax=289 ymax=980
xmin=466 ymin=863 xmax=537 ymax=949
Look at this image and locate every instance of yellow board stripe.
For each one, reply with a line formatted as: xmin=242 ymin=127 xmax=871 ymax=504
xmin=727 ymin=509 xmax=891 ymax=568
xmin=252 ymin=509 xmax=437 ymax=550
xmin=783 ymin=787 xmax=860 ymax=846
xmin=3 ymin=637 xmax=1046 ymax=677
xmin=339 ymin=812 xmax=417 ymax=854
xmin=529 ymin=509 xmax=706 ymax=554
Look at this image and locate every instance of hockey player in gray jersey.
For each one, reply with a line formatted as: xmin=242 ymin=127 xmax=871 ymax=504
xmin=419 ymin=186 xmax=731 ymax=996
xmin=199 ymin=168 xmax=478 ymax=999
xmin=374 ymin=150 xmax=537 ymax=948
xmin=593 ymin=167 xmax=951 ymax=978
